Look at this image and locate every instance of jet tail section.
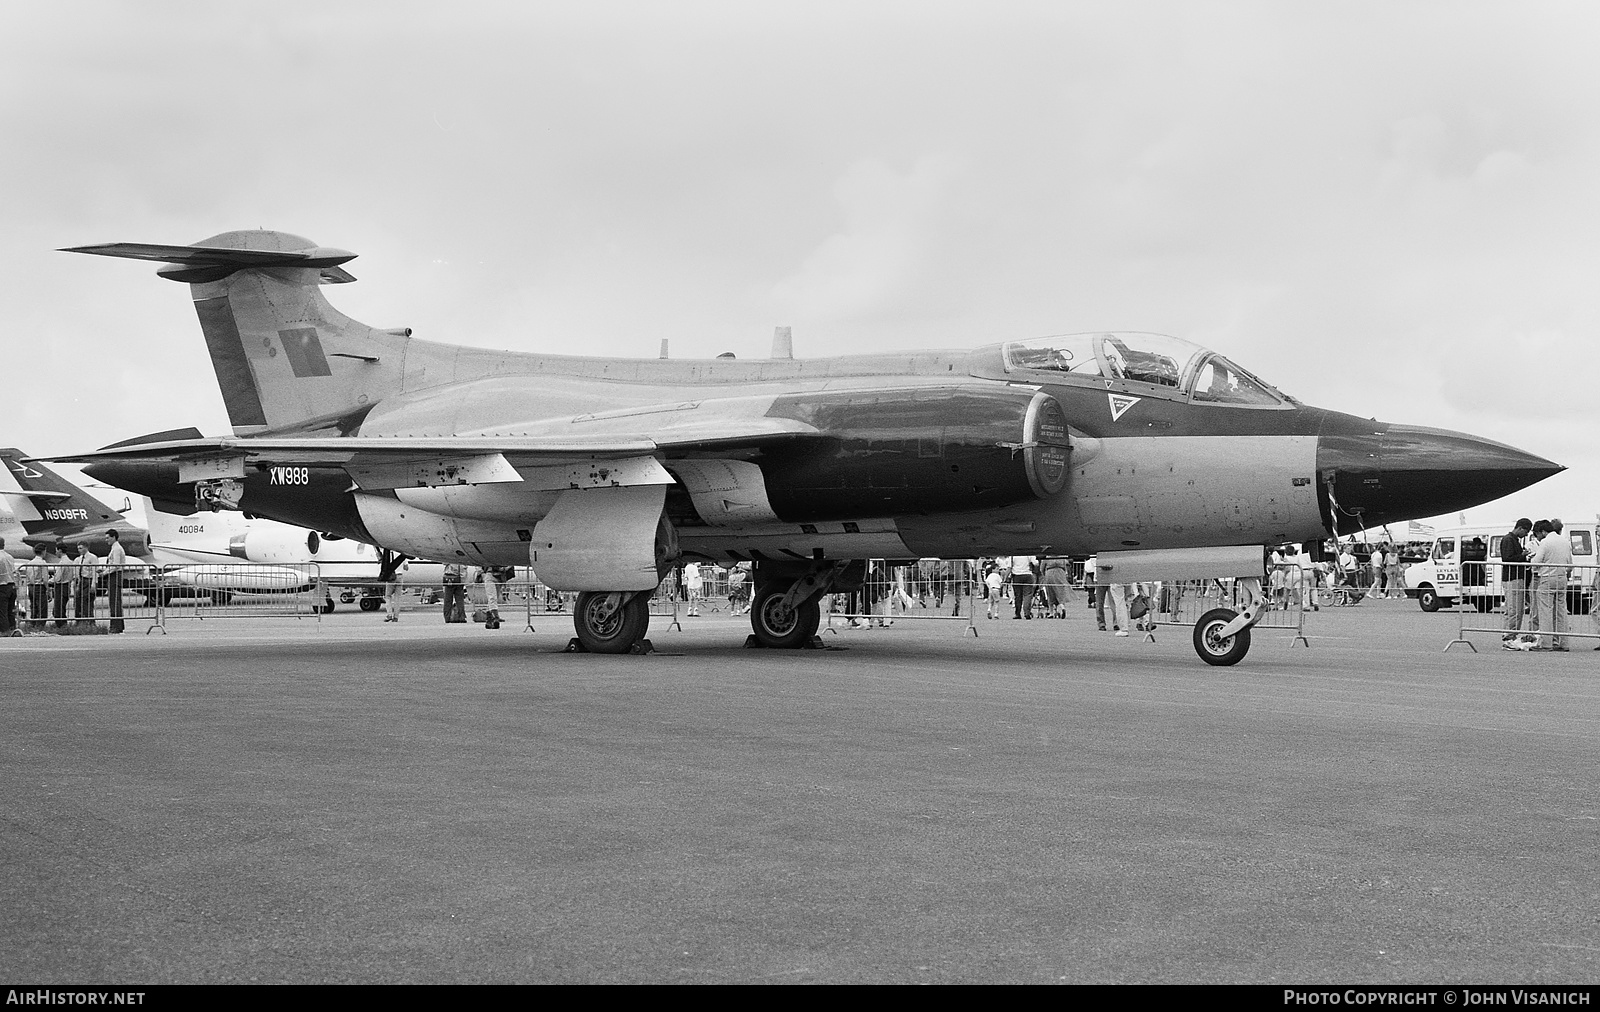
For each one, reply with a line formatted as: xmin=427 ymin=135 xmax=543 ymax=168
xmin=63 ymin=231 xmax=413 ymax=437
xmin=0 ymin=450 xmax=146 ymax=552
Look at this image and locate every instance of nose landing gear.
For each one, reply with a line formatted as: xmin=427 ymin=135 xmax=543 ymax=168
xmin=1193 ymin=607 xmax=1254 ymax=666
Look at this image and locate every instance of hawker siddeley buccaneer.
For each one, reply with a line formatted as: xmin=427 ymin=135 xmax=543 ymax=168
xmin=49 ymin=230 xmax=1561 ymax=662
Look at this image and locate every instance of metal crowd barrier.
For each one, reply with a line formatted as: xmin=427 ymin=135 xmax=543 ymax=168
xmin=13 ymin=564 xmax=161 ymax=635
xmin=12 ymin=564 xmax=332 ymax=635
xmin=152 ymin=563 xmax=329 ymax=629
xmin=824 ymin=560 xmax=979 ymax=637
xmin=387 ymin=576 xmax=540 ymax=631
xmin=1141 ymin=565 xmax=1310 ymax=648
xmin=1445 ymin=562 xmax=1600 ymax=652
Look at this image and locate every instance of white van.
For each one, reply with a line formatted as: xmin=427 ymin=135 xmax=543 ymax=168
xmin=1403 ymin=523 xmax=1596 ymax=613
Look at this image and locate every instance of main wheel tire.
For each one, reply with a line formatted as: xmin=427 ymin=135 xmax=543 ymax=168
xmin=1417 ymin=586 xmax=1440 ymax=612
xmin=359 ymin=597 xmax=381 ymax=612
xmin=1193 ymin=607 xmax=1251 ymax=666
xmin=750 ymin=583 xmax=821 ymax=649
xmin=573 ymin=591 xmax=650 ymax=654
xmin=209 ymin=590 xmax=233 ymax=606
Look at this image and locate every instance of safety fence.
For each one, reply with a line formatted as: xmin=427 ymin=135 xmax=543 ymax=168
xmin=1445 ymin=562 xmax=1600 ymax=652
xmin=8 ymin=560 xmax=1328 ymax=650
xmin=12 ymin=564 xmax=162 ymax=634
xmin=9 ymin=564 xmax=330 ymax=635
xmin=823 ymin=560 xmax=983 ymax=636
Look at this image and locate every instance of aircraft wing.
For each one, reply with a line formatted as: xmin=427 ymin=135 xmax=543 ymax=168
xmin=44 ymin=417 xmax=817 ymax=491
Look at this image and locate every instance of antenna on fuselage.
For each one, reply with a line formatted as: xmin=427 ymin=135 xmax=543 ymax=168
xmin=771 ymin=325 xmax=793 ymax=359
xmin=659 ymin=339 xmax=669 ymax=360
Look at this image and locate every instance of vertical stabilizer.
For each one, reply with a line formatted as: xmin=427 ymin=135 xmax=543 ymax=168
xmin=62 ymin=231 xmax=413 ymax=436
xmin=0 ymin=451 xmax=148 ymax=554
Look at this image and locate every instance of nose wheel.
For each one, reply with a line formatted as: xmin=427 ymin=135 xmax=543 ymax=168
xmin=1193 ymin=607 xmax=1252 ymax=666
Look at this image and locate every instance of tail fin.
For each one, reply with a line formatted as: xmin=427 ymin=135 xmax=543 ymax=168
xmin=63 ymin=231 xmax=413 ymax=436
xmin=0 ymin=450 xmax=144 ymax=550
xmin=137 ymin=495 xmax=183 ymax=544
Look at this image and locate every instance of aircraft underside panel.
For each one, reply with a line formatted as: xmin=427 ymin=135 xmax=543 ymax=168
xmin=675 ymin=518 xmax=913 ymax=564
xmin=894 ymin=434 xmax=1325 ymax=558
xmin=1067 ymin=435 xmax=1321 ymax=545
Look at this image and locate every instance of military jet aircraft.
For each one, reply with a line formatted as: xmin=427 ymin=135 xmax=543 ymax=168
xmin=50 ymin=230 xmax=1561 ymax=659
xmin=0 ymin=449 xmax=412 ymax=608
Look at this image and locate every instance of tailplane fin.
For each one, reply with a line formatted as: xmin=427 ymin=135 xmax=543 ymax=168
xmin=63 ymin=231 xmax=412 ymax=436
xmin=0 ymin=450 xmax=146 ymax=552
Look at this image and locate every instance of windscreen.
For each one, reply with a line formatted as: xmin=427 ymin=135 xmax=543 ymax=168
xmin=1189 ymin=355 xmax=1282 ymax=405
xmin=1003 ymin=332 xmax=1285 ymax=405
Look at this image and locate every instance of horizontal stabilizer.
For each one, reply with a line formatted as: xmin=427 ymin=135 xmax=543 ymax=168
xmin=0 ymin=488 xmax=72 ymax=500
xmin=60 ymin=242 xmax=357 ymax=283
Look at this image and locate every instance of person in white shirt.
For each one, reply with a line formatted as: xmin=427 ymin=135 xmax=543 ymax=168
xmin=984 ymin=565 xmax=1004 ymax=620
xmin=105 ymin=529 xmax=127 ymax=633
xmin=1085 ymin=556 xmax=1109 ymax=630
xmin=73 ymin=544 xmax=98 ymax=627
xmin=20 ymin=549 xmax=52 ymax=631
xmin=683 ymin=562 xmax=702 ymax=616
xmin=44 ymin=546 xmax=70 ymax=629
xmin=1532 ymin=519 xmax=1573 ymax=651
xmin=1367 ymin=546 xmax=1387 ymax=600
xmin=1337 ymin=544 xmax=1356 ymax=588
xmin=1009 ymin=554 xmax=1037 ymax=619
xmin=0 ymin=538 xmax=17 ymax=635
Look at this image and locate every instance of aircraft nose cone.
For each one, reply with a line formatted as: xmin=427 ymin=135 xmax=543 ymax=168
xmin=1317 ymin=423 xmax=1562 ymax=532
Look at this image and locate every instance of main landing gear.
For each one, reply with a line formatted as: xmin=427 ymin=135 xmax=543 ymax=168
xmin=570 ymin=590 xmax=652 ymax=654
xmin=744 ymin=560 xmax=852 ymax=649
xmin=749 ymin=582 xmax=822 ymax=648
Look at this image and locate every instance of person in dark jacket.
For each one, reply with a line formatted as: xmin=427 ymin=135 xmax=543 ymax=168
xmin=1500 ymin=518 xmax=1532 ymax=643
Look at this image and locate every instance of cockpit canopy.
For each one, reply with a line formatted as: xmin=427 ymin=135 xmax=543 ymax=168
xmin=1002 ymin=332 xmax=1289 ymax=407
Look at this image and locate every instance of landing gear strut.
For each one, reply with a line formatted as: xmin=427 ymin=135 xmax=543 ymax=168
xmin=572 ymin=590 xmax=651 ymax=654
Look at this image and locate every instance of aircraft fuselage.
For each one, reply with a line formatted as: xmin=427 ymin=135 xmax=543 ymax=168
xmin=86 ymin=343 xmax=1552 ymax=568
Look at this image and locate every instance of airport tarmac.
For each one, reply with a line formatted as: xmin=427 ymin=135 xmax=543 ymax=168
xmin=3 ymin=596 xmax=1599 ymax=984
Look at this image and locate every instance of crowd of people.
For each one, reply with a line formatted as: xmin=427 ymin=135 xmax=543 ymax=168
xmin=0 ymin=533 xmax=130 ymax=635
xmin=1497 ymin=517 xmax=1582 ymax=652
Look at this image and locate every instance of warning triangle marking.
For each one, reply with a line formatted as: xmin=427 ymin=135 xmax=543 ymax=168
xmin=1108 ymin=394 xmax=1142 ymax=422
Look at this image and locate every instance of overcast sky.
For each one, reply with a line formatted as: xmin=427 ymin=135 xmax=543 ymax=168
xmin=4 ymin=1 xmax=1596 ymax=532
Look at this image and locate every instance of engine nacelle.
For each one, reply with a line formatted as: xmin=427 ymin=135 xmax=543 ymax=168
xmin=228 ymin=528 xmax=323 ymax=564
xmin=529 ymin=485 xmax=677 ymax=591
